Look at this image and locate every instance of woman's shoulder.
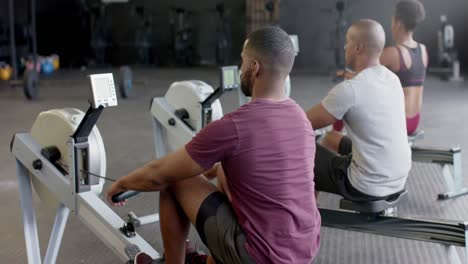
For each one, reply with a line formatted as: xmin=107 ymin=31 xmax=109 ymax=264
xmin=380 ymin=46 xmax=401 ymax=72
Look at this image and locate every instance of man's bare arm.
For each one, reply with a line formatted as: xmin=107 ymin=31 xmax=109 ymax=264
xmin=306 ymin=103 xmax=337 ymax=130
xmin=107 ymin=147 xmax=206 ymax=203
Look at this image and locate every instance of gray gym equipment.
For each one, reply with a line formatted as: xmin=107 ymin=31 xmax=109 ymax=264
xmin=118 ymin=65 xmax=133 ymax=98
xmin=408 ymin=130 xmax=467 ymax=200
xmin=215 ymin=3 xmax=232 ymax=66
xmin=134 ymin=6 xmax=152 ymax=65
xmin=23 ymin=68 xmax=38 ymax=100
xmin=151 ymin=66 xmax=238 ymax=157
xmin=333 ymin=0 xmax=348 ymax=71
xmin=429 ymin=15 xmax=463 ymax=82
xmin=169 ymin=6 xmax=199 ymax=66
xmin=12 ymin=73 xmax=163 ymax=263
xmin=238 ymin=35 xmax=299 ymax=106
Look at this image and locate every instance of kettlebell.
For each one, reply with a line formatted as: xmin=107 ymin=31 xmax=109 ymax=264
xmin=51 ymin=54 xmax=60 ymax=70
xmin=0 ymin=63 xmax=13 ymax=81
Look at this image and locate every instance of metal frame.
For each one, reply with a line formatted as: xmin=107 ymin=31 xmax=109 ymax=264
xmin=409 ymin=131 xmax=467 ymax=200
xmin=412 ymin=146 xmax=467 ymax=200
xmin=320 ymin=207 xmax=468 ymax=264
xmin=428 ymin=60 xmax=465 ymax=82
xmin=13 ymin=132 xmax=161 ymax=263
xmin=151 ymin=97 xmax=195 ymax=155
xmin=16 ymin=158 xmax=41 ymax=263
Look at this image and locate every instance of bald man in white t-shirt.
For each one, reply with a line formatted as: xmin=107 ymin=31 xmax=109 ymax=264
xmin=307 ymin=19 xmax=411 ymax=201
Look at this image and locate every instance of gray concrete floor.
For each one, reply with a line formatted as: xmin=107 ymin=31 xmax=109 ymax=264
xmin=0 ymin=68 xmax=467 ymax=263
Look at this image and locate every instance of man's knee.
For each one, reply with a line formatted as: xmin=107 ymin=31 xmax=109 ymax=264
xmin=165 ymin=175 xmax=218 ymax=223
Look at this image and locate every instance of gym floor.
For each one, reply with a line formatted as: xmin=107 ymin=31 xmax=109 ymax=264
xmin=0 ymin=68 xmax=467 ymax=263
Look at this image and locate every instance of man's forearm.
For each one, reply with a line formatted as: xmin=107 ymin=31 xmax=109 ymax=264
xmin=306 ymin=103 xmax=337 ymax=130
xmin=119 ymin=160 xmax=168 ymax=192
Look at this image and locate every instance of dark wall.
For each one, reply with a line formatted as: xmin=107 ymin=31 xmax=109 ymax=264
xmin=0 ymin=0 xmax=34 ymax=63
xmin=38 ymin=0 xmax=246 ymax=66
xmin=279 ymin=0 xmax=468 ymax=71
xmin=164 ymin=0 xmax=245 ymax=65
xmin=144 ymin=0 xmax=466 ymax=70
xmin=98 ymin=0 xmax=468 ymax=70
xmin=3 ymin=0 xmax=466 ymax=70
xmin=36 ymin=0 xmax=91 ymax=66
xmin=0 ymin=0 xmax=29 ymax=26
xmin=104 ymin=0 xmax=245 ymax=65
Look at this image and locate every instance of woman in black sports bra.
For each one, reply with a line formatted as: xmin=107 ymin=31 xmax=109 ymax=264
xmin=380 ymin=0 xmax=428 ymax=135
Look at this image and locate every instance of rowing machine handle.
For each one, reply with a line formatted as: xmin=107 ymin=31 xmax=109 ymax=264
xmin=111 ymin=190 xmax=140 ymax=203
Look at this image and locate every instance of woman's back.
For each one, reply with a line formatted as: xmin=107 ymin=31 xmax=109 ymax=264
xmin=381 ymin=42 xmax=428 ymax=117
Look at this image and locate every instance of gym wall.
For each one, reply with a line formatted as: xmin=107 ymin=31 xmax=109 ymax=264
xmin=7 ymin=0 xmax=244 ymax=66
xmin=36 ymin=0 xmax=91 ymax=67
xmin=144 ymin=0 xmax=245 ymax=66
xmin=279 ymin=0 xmax=468 ymax=72
xmin=1 ymin=0 xmax=34 ymax=62
xmin=83 ymin=0 xmax=245 ymax=66
xmin=124 ymin=0 xmax=467 ymax=70
xmin=158 ymin=0 xmax=467 ymax=71
xmin=8 ymin=0 xmax=466 ymax=71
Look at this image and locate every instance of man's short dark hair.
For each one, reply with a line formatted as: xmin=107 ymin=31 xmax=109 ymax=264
xmin=245 ymin=26 xmax=295 ymax=74
xmin=395 ymin=0 xmax=426 ymax=31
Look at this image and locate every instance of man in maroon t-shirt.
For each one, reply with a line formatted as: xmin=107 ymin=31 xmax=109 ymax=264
xmin=107 ymin=27 xmax=320 ymax=264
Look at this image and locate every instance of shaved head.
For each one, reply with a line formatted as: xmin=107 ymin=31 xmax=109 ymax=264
xmin=348 ymin=19 xmax=386 ymax=57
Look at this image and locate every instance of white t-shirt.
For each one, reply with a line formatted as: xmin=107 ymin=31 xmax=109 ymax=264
xmin=322 ymin=65 xmax=411 ymax=196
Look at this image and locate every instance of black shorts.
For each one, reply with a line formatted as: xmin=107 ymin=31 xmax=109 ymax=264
xmin=338 ymin=135 xmax=352 ymax=156
xmin=196 ymin=192 xmax=254 ymax=264
xmin=314 ymin=137 xmax=390 ymax=202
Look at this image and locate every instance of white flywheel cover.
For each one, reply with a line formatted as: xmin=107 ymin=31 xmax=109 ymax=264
xmin=30 ymin=108 xmax=106 ymax=208
xmin=164 ymin=80 xmax=223 ymax=151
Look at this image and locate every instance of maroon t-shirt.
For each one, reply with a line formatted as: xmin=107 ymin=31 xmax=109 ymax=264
xmin=186 ymin=98 xmax=320 ymax=264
